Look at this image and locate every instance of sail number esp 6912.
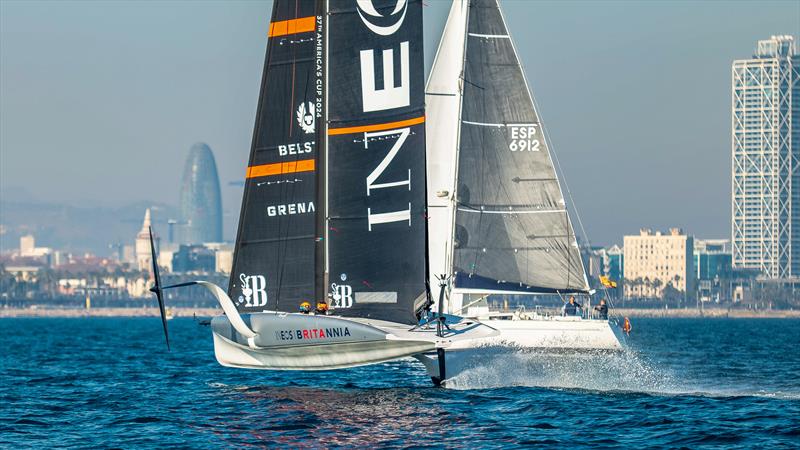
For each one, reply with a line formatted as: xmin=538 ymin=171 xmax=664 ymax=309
xmin=508 ymin=124 xmax=541 ymax=152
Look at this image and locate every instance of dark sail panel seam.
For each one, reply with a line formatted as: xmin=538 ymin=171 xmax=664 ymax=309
xmin=328 ymin=116 xmax=425 ymax=136
xmin=239 ymin=235 xmax=316 ymax=245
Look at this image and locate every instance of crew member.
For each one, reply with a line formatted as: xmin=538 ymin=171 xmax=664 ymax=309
xmin=562 ymin=296 xmax=582 ymax=316
xmin=623 ymin=317 xmax=632 ymax=335
xmin=299 ymin=301 xmax=311 ymax=314
xmin=315 ymin=301 xmax=329 ymax=315
xmin=594 ymin=298 xmax=609 ymax=320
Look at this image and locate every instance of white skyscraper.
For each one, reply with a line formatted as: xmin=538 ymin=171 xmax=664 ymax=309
xmin=732 ymin=35 xmax=800 ymax=278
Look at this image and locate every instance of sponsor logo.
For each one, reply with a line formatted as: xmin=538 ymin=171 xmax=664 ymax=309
xmin=267 ymin=202 xmax=316 ymax=217
xmin=330 ymin=282 xmax=353 ymax=308
xmin=356 ymin=0 xmax=413 ymax=230
xmin=278 ymin=141 xmax=314 ymax=156
xmin=239 ymin=273 xmax=267 ymax=307
xmin=356 ymin=0 xmax=408 ymax=36
xmin=275 ymin=327 xmax=352 ymax=341
xmin=296 ymin=101 xmax=315 ymax=134
xmin=508 ymin=125 xmax=541 ymax=152
xmin=365 ymin=128 xmax=412 ymax=230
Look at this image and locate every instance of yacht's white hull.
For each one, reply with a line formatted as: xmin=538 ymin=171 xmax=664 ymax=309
xmin=210 ymin=312 xmax=499 ymax=371
xmin=413 ymin=317 xmax=626 ymax=386
xmin=466 ymin=317 xmax=624 ymax=351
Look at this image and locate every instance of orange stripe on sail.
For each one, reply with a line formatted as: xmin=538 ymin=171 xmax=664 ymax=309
xmin=328 ymin=116 xmax=425 ymax=136
xmin=245 ymin=159 xmax=315 ymax=179
xmin=268 ymin=16 xmax=316 ymax=37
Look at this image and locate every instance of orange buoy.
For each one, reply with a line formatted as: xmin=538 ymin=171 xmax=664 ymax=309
xmin=622 ymin=317 xmax=632 ymax=335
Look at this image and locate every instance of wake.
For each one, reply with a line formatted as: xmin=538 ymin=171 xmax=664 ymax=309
xmin=442 ymin=346 xmax=800 ymax=400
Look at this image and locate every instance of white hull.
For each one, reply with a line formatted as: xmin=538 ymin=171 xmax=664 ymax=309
xmin=413 ymin=317 xmax=625 ymax=385
xmin=210 ymin=311 xmax=499 ymax=372
xmin=212 ymin=330 xmax=434 ymax=371
xmin=480 ymin=317 xmax=625 ymax=351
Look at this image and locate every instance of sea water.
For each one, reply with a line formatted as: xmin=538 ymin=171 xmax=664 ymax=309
xmin=1 ymin=317 xmax=798 ymax=448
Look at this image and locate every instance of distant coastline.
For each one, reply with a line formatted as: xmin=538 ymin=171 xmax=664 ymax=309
xmin=1 ymin=306 xmax=798 ymax=319
xmin=0 ymin=307 xmax=221 ymax=318
xmin=614 ymin=307 xmax=800 ymax=319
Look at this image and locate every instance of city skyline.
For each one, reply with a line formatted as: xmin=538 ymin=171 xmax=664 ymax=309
xmin=1 ymin=1 xmax=799 ymax=247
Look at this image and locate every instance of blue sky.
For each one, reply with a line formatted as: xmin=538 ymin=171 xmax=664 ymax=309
xmin=1 ymin=0 xmax=798 ymax=246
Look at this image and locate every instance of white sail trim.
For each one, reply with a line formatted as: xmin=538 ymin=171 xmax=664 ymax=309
xmin=457 ymin=207 xmax=567 ymax=215
xmin=453 ymin=287 xmax=551 ymax=296
xmin=467 ymin=32 xmax=510 ymax=39
xmin=462 ymin=120 xmax=537 ymax=128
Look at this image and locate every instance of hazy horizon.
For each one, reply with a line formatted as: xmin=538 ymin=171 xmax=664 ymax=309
xmin=2 ymin=0 xmax=799 ymax=249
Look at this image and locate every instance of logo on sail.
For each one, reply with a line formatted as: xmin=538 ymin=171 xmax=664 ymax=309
xmin=267 ymin=202 xmax=315 ymax=217
xmin=330 ymin=282 xmax=353 ymax=308
xmin=356 ymin=0 xmax=408 ymax=36
xmin=239 ymin=273 xmax=268 ymax=307
xmin=296 ymin=101 xmax=315 ymax=134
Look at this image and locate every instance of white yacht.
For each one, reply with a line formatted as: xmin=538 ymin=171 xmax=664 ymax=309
xmin=425 ymin=0 xmax=625 ymax=351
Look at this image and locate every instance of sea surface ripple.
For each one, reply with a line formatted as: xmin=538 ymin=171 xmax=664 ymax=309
xmin=1 ymin=317 xmax=799 ymax=448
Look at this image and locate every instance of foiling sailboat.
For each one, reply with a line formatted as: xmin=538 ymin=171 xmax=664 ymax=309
xmin=147 ymin=0 xmax=498 ymax=386
xmin=425 ymin=0 xmax=624 ymax=350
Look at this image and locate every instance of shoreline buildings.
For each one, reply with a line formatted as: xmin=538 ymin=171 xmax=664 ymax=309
xmin=732 ymin=35 xmax=799 ymax=279
xmin=623 ymin=228 xmax=695 ymax=300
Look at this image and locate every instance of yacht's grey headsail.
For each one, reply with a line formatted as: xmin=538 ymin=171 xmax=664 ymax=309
xmin=427 ymin=0 xmax=589 ymax=297
xmin=229 ymin=0 xmax=429 ymax=325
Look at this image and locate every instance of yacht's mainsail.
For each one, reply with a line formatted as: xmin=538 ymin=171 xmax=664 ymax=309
xmin=229 ymin=0 xmax=323 ymax=314
xmin=427 ymin=0 xmax=589 ymax=296
xmin=327 ymin=0 xmax=429 ymax=324
xmin=229 ymin=0 xmax=428 ymax=325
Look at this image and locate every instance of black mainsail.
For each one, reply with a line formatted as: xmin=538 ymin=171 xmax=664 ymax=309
xmin=326 ymin=0 xmax=428 ymax=324
xmin=427 ymin=0 xmax=589 ymax=296
xmin=229 ymin=0 xmax=324 ymax=313
xmin=229 ymin=0 xmax=428 ymax=324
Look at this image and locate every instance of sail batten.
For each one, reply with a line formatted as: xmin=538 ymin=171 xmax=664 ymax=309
xmin=427 ymin=0 xmax=589 ymax=296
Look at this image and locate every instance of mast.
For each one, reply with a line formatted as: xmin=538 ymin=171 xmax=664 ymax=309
xmin=314 ymin=0 xmax=327 ymax=304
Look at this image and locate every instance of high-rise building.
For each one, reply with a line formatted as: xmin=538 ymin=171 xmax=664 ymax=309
xmin=623 ymin=228 xmax=694 ymax=299
xmin=732 ymin=35 xmax=800 ymax=278
xmin=179 ymin=143 xmax=223 ymax=244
